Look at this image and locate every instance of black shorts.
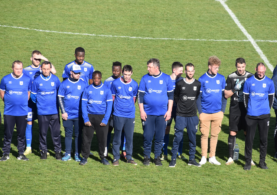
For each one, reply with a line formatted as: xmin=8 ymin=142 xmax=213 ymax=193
xmin=229 ymin=114 xmax=247 ymax=132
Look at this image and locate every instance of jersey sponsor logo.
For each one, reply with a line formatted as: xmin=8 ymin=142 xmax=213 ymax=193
xmin=8 ymin=90 xmax=23 ymax=95
xmin=20 ymin=81 xmax=23 ymax=85
xmin=159 ymin=80 xmax=163 ymax=84
xmin=41 ymin=91 xmax=55 ymax=95
xmin=100 ymin=91 xmax=104 ymax=95
xmin=183 ymin=95 xmax=196 ymax=101
xmin=193 ymin=86 xmax=197 ymax=91
xmin=51 ymin=82 xmax=55 ymax=86
xmin=67 ymin=86 xmax=70 ymax=88
xmin=29 ymin=72 xmax=33 ymax=74
xmin=118 ymin=86 xmax=121 ymax=89
xmin=252 ymin=83 xmax=255 ymax=86
xmin=88 ymin=99 xmax=102 ymax=104
xmin=216 ymin=80 xmax=220 ymax=84
xmin=67 ymin=94 xmax=79 ymax=99
xmin=182 ymin=87 xmax=185 ymax=90
xmin=129 ymin=87 xmax=132 ymax=91
xmin=119 ymin=95 xmax=131 ymax=99
xmin=8 ymin=81 xmax=12 ymax=84
xmin=84 ymin=68 xmax=87 ymax=72
xmin=148 ymin=80 xmax=151 ymax=83
xmin=263 ymin=83 xmax=266 ymax=88
xmin=78 ymin=85 xmax=81 ymax=90
xmin=251 ymin=92 xmax=264 ymax=97
xmin=148 ymin=88 xmax=162 ymax=94
xmin=206 ymin=88 xmax=220 ymax=93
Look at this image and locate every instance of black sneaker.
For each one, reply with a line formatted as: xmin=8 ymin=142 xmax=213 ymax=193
xmin=55 ymin=152 xmax=62 ymax=160
xmin=40 ymin=151 xmax=47 ymax=160
xmin=169 ymin=159 xmax=176 ymax=167
xmin=259 ymin=162 xmax=268 ymax=169
xmin=79 ymin=158 xmax=87 ymax=165
xmin=188 ymin=159 xmax=201 ymax=167
xmin=17 ymin=155 xmax=29 ymax=161
xmin=127 ymin=159 xmax=137 ymax=165
xmin=113 ymin=159 xmax=119 ymax=166
xmin=0 ymin=154 xmax=9 ymax=161
xmin=154 ymin=157 xmax=162 ymax=166
xmin=101 ymin=158 xmax=110 ymax=165
xmin=243 ymin=163 xmax=251 ymax=171
xmin=143 ymin=156 xmax=150 ymax=166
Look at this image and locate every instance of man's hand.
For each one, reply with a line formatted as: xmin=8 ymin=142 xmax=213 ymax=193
xmin=62 ymin=113 xmax=68 ymax=121
xmin=140 ymin=110 xmax=147 ymax=121
xmin=100 ymin=123 xmax=106 ymax=126
xmin=37 ymin=54 xmax=48 ymax=61
xmin=164 ymin=110 xmax=171 ymax=121
xmin=85 ymin=121 xmax=92 ymax=126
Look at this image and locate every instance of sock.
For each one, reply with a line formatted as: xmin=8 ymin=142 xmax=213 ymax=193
xmin=228 ymin=135 xmax=236 ymax=158
xmin=107 ymin=131 xmax=111 ymax=149
xmin=26 ymin=124 xmax=32 ymax=147
xmin=163 ymin=134 xmax=169 ymax=155
xmin=178 ymin=137 xmax=184 ymax=156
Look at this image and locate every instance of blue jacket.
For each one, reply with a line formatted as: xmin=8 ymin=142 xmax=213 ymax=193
xmin=271 ymin=65 xmax=277 ymax=109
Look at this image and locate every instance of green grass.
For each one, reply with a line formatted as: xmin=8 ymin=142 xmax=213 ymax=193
xmin=0 ymin=0 xmax=277 ymax=194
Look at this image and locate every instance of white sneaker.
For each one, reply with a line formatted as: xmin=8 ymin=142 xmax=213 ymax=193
xmin=225 ymin=157 xmax=234 ymax=165
xmin=209 ymin=156 xmax=221 ymax=165
xmin=199 ymin=156 xmax=207 ymax=165
xmin=251 ymin=160 xmax=255 ymax=166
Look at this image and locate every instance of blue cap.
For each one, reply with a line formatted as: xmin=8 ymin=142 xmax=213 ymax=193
xmin=70 ymin=65 xmax=82 ymax=73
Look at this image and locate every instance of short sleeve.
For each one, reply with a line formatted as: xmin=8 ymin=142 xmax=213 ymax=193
xmin=133 ymin=82 xmax=138 ymax=97
xmin=58 ymin=83 xmax=66 ymax=97
xmin=62 ymin=65 xmax=70 ymax=79
xmin=225 ymin=76 xmax=232 ymax=90
xmin=222 ymin=77 xmax=226 ymax=91
xmin=106 ymin=88 xmax=113 ymax=101
xmin=138 ymin=77 xmax=146 ymax=92
xmin=167 ymin=76 xmax=174 ymax=92
xmin=56 ymin=77 xmax=61 ymax=89
xmin=31 ymin=79 xmax=38 ymax=94
xmin=28 ymin=78 xmax=32 ymax=91
xmin=243 ymin=80 xmax=249 ymax=94
xmin=82 ymin=88 xmax=88 ymax=101
xmin=269 ymin=80 xmax=275 ymax=94
xmin=111 ymin=82 xmax=116 ymax=95
xmin=0 ymin=77 xmax=6 ymax=91
xmin=89 ymin=66 xmax=94 ymax=81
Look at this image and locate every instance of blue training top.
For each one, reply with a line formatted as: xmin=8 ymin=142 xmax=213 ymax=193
xmin=0 ymin=73 xmax=31 ymax=116
xmin=23 ymin=65 xmax=41 ymax=81
xmin=111 ymin=78 xmax=138 ymax=118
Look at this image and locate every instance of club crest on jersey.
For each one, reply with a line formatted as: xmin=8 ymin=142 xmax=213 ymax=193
xmin=148 ymin=80 xmax=151 ymax=83
xmin=251 ymin=92 xmax=255 ymax=96
xmin=40 ymin=83 xmax=43 ymax=86
xmin=100 ymin=91 xmax=104 ymax=95
xmin=51 ymin=82 xmax=55 ymax=86
xmin=9 ymin=81 xmax=12 ymax=84
xmin=159 ymin=80 xmax=163 ymax=84
xmin=89 ymin=91 xmax=92 ymax=94
xmin=182 ymin=87 xmax=185 ymax=90
xmin=263 ymin=83 xmax=266 ymax=88
xmin=193 ymin=86 xmax=197 ymax=91
xmin=20 ymin=81 xmax=23 ymax=85
xmin=205 ymin=81 xmax=208 ymax=83
xmin=9 ymin=90 xmax=13 ymax=94
xmin=252 ymin=83 xmax=255 ymax=86
xmin=78 ymin=85 xmax=81 ymax=90
xmin=118 ymin=86 xmax=121 ymax=89
xmin=67 ymin=86 xmax=70 ymax=88
xmin=129 ymin=87 xmax=132 ymax=91
xmin=216 ymin=80 xmax=220 ymax=84
xmin=84 ymin=68 xmax=87 ymax=72
xmin=183 ymin=95 xmax=188 ymax=101
xmin=29 ymin=72 xmax=33 ymax=74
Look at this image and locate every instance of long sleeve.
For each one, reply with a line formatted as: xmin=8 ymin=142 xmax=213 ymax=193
xmin=58 ymin=96 xmax=66 ymax=114
xmin=101 ymin=100 xmax=113 ymax=125
xmin=196 ymin=92 xmax=202 ymax=114
xmin=244 ymin=93 xmax=249 ymax=108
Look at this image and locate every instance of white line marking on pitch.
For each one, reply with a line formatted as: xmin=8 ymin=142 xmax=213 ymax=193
xmin=0 ymin=24 xmax=276 ymax=43
xmin=216 ymin=0 xmax=274 ymax=72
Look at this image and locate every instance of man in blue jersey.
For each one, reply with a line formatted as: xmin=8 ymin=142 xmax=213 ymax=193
xmin=243 ymin=63 xmax=274 ymax=170
xmin=271 ymin=65 xmax=277 ymax=159
xmin=80 ymin=71 xmax=113 ymax=166
xmin=111 ymin=65 xmax=138 ymax=166
xmin=58 ymin=65 xmax=87 ymax=162
xmin=0 ymin=60 xmax=31 ymax=161
xmin=162 ymin=62 xmax=184 ymax=161
xmin=196 ymin=56 xmax=227 ymax=165
xmin=62 ymin=47 xmax=94 ymax=85
xmin=23 ymin=50 xmax=57 ymax=155
xmin=31 ymin=61 xmax=62 ymax=160
xmin=138 ymin=58 xmax=174 ymax=166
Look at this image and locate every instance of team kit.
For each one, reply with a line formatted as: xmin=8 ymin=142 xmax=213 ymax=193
xmin=0 ymin=47 xmax=276 ymax=171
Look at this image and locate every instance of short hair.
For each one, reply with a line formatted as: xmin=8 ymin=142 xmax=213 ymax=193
xmin=208 ymin=56 xmax=221 ymax=66
xmin=236 ymin=58 xmax=246 ymax=66
xmin=93 ymin=70 xmax=102 ymax=78
xmin=185 ymin=63 xmax=194 ymax=71
xmin=112 ymin=61 xmax=122 ymax=68
xmin=256 ymin=62 xmax=265 ymax=69
xmin=32 ymin=50 xmax=41 ymax=56
xmin=172 ymin=62 xmax=183 ymax=72
xmin=41 ymin=61 xmax=52 ymax=68
xmin=147 ymin=58 xmax=160 ymax=69
xmin=122 ymin=65 xmax=133 ymax=73
xmin=12 ymin=60 xmax=23 ymax=68
xmin=75 ymin=47 xmax=85 ymax=54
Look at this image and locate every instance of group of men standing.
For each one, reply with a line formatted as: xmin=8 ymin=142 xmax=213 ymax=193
xmin=0 ymin=48 xmax=276 ymax=170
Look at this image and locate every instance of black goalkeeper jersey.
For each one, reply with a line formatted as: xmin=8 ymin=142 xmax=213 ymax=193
xmin=225 ymin=71 xmax=253 ymax=115
xmin=174 ymin=78 xmax=201 ymax=117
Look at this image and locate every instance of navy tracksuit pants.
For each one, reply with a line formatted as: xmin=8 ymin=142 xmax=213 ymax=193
xmin=171 ymin=115 xmax=199 ymax=160
xmin=142 ymin=115 xmax=166 ymax=159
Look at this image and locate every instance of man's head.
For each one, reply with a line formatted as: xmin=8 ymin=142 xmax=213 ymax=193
xmin=112 ymin=61 xmax=122 ymax=78
xmin=256 ymin=62 xmax=266 ymax=79
xmin=172 ymin=62 xmax=183 ymax=78
xmin=70 ymin=64 xmax=81 ymax=80
xmin=41 ymin=61 xmax=52 ymax=77
xmin=122 ymin=65 xmax=133 ymax=82
xmin=236 ymin=58 xmax=246 ymax=75
xmin=185 ymin=63 xmax=195 ymax=79
xmin=208 ymin=56 xmax=221 ymax=75
xmin=147 ymin=58 xmax=160 ymax=75
xmin=12 ymin=60 xmax=23 ymax=77
xmin=92 ymin=71 xmax=102 ymax=85
xmin=75 ymin=47 xmax=85 ymax=65
xmin=30 ymin=50 xmax=42 ymax=67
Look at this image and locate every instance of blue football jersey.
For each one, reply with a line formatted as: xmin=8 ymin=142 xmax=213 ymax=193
xmin=62 ymin=61 xmax=94 ymax=84
xmin=138 ymin=72 xmax=174 ymax=116
xmin=104 ymin=76 xmax=117 ymax=89
xmin=31 ymin=74 xmax=61 ymax=115
xmin=198 ymin=73 xmax=226 ymax=114
xmin=82 ymin=83 xmax=113 ymax=122
xmin=111 ymin=78 xmax=138 ymax=118
xmin=58 ymin=78 xmax=87 ymax=119
xmin=0 ymin=73 xmax=32 ymax=116
xmin=243 ymin=75 xmax=275 ymax=116
xmin=23 ymin=65 xmax=41 ymax=81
